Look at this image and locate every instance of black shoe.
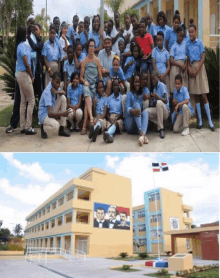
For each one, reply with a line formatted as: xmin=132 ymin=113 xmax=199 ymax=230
xmin=25 ymin=128 xmax=37 ymax=135
xmin=92 ymin=126 xmax=100 ymax=142
xmin=89 ymin=125 xmax=94 ymax=139
xmin=59 ymin=127 xmax=70 ymax=137
xmin=6 ymin=125 xmax=17 ymax=133
xmin=21 ymin=129 xmax=25 ymax=134
xmin=41 ymin=125 xmax=47 ymax=139
xmin=104 ymin=132 xmax=114 ymax=143
xmin=159 ymin=129 xmax=165 ymax=139
xmin=210 ymin=125 xmax=215 ymax=132
xmin=197 ymin=124 xmax=203 ymax=129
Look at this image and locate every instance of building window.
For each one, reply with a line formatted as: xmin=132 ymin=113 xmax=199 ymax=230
xmin=150 ymin=214 xmax=161 ymax=223
xmin=139 ymin=239 xmax=146 ymax=245
xmin=65 ymin=212 xmax=73 ymax=223
xmin=186 ymin=238 xmax=191 ymax=249
xmin=42 ymin=209 xmax=45 ymax=216
xmin=133 ymin=228 xmax=135 ymax=233
xmin=41 ymin=224 xmax=44 ymax=231
xmin=57 ymin=216 xmax=63 ymax=226
xmin=151 ymin=229 xmax=163 ymax=238
xmin=66 ymin=191 xmax=74 ymax=201
xmin=58 ymin=197 xmax=64 ymax=206
xmin=52 ymin=201 xmax=57 ymax=210
xmin=137 ymin=210 xmax=145 ymax=218
xmin=138 ymin=224 xmax=146 ymax=232
xmin=47 ymin=206 xmax=50 ymax=213
xmin=149 ymin=193 xmax=160 ymax=202
xmin=50 ymin=219 xmax=55 ymax=228
xmin=45 ymin=222 xmax=49 ymax=230
xmin=132 ymin=213 xmax=135 ymax=218
xmin=39 ymin=212 xmax=41 ymax=218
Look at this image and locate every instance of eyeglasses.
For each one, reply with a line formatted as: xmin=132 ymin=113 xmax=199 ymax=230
xmin=89 ymin=45 xmax=95 ymax=49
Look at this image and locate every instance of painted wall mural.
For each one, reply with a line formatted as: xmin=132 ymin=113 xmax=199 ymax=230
xmin=170 ymin=217 xmax=180 ymax=230
xmin=94 ymin=202 xmax=130 ymax=230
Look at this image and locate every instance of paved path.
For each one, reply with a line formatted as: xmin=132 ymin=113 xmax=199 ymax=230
xmin=0 ymin=126 xmax=219 ymax=152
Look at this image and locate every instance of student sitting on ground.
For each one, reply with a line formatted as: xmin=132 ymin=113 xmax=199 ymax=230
xmin=89 ymin=79 xmax=108 ymax=142
xmin=146 ymin=70 xmax=170 ymax=139
xmin=38 ymin=72 xmax=71 ymax=139
xmin=103 ymin=78 xmax=124 ymax=143
xmin=63 ymin=45 xmax=77 ymax=93
xmin=67 ymin=72 xmax=83 ymax=132
xmin=172 ymin=74 xmax=194 ymax=136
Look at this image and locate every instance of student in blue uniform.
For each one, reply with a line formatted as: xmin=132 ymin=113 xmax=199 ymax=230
xmin=89 ymin=79 xmax=108 ymax=142
xmin=80 ymin=16 xmax=92 ymax=55
xmin=187 ymin=19 xmax=215 ymax=131
xmin=67 ymin=72 xmax=83 ymax=132
xmin=63 ymin=45 xmax=76 ymax=93
xmin=53 ymin=16 xmax=60 ymax=40
xmin=89 ymin=14 xmax=105 ymax=56
xmin=146 ymin=13 xmax=157 ymax=45
xmin=78 ymin=21 xmax=84 ymax=36
xmin=141 ymin=71 xmax=151 ymax=110
xmin=147 ymin=70 xmax=170 ymax=139
xmin=75 ymin=41 xmax=86 ymax=74
xmin=172 ymin=74 xmax=194 ymax=135
xmin=118 ymin=38 xmax=128 ymax=68
xmin=170 ymin=26 xmax=188 ymax=95
xmin=165 ymin=13 xmax=181 ymax=52
xmin=123 ymin=43 xmax=140 ymax=82
xmin=42 ymin=25 xmax=61 ymax=87
xmin=103 ymin=78 xmax=124 ymax=143
xmin=125 ymin=72 xmax=149 ymax=146
xmin=67 ymin=15 xmax=79 ymax=46
xmin=152 ymin=31 xmax=170 ymax=95
xmin=156 ymin=11 xmax=170 ymax=47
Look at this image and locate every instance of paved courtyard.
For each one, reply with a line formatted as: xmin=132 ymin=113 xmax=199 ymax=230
xmin=0 ymin=256 xmax=219 ymax=278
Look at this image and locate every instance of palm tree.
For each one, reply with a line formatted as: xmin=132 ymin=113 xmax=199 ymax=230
xmin=14 ymin=224 xmax=23 ymax=236
xmin=35 ymin=8 xmax=50 ymax=38
xmin=104 ymin=0 xmax=124 ymax=13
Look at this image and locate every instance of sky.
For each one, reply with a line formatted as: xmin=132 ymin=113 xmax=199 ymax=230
xmin=0 ymin=152 xmax=219 ymax=234
xmin=33 ymin=0 xmax=113 ymax=24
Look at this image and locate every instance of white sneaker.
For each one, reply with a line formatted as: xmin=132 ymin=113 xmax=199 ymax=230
xmin=182 ymin=127 xmax=189 ymax=136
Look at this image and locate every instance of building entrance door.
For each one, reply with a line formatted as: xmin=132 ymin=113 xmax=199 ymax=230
xmin=76 ymin=237 xmax=88 ymax=254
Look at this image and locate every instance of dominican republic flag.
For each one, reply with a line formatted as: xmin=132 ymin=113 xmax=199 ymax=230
xmin=152 ymin=163 xmax=169 ymax=172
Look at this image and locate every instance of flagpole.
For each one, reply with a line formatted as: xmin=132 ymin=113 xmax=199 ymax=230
xmin=152 ymin=163 xmax=160 ymax=261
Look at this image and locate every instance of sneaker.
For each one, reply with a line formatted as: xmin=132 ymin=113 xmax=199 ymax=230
xmin=159 ymin=129 xmax=165 ymax=139
xmin=88 ymin=125 xmax=94 ymax=139
xmin=25 ymin=128 xmax=37 ymax=135
xmin=210 ymin=125 xmax=215 ymax=132
xmin=6 ymin=125 xmax=17 ymax=133
xmin=104 ymin=132 xmax=113 ymax=143
xmin=69 ymin=126 xmax=74 ymax=132
xmin=92 ymin=126 xmax=100 ymax=142
xmin=182 ymin=127 xmax=189 ymax=136
xmin=75 ymin=124 xmax=80 ymax=132
xmin=41 ymin=125 xmax=47 ymax=139
xmin=59 ymin=127 xmax=70 ymax=137
xmin=20 ymin=129 xmax=25 ymax=134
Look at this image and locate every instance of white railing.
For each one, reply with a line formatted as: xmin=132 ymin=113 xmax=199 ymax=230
xmin=209 ymin=34 xmax=220 ymax=49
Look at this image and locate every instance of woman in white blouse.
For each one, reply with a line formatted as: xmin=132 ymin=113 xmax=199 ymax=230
xmin=59 ymin=22 xmax=70 ymax=80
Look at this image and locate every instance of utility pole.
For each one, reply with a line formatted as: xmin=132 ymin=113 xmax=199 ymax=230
xmin=100 ymin=0 xmax=104 ymax=29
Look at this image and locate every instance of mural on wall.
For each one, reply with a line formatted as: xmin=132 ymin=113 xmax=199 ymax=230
xmin=170 ymin=217 xmax=180 ymax=230
xmin=94 ymin=202 xmax=130 ymax=230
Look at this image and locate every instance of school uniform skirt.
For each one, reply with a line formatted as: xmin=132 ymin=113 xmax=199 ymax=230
xmin=45 ymin=61 xmax=58 ymax=88
xmin=170 ymin=60 xmax=188 ymax=93
xmin=188 ymin=61 xmax=209 ymax=95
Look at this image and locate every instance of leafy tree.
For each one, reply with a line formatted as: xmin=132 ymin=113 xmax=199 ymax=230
xmin=120 ymin=7 xmax=139 ymax=25
xmin=13 ymin=224 xmax=23 ymax=236
xmin=0 ymin=228 xmax=11 ymax=238
xmin=35 ymin=7 xmax=50 ymax=38
xmin=191 ymin=224 xmax=197 ymax=229
xmin=104 ymin=0 xmax=124 ymax=13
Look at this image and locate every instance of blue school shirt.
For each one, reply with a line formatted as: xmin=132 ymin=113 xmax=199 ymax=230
xmin=173 ymin=86 xmax=194 ymax=115
xmin=186 ymin=38 xmax=205 ymax=63
xmin=143 ymin=86 xmax=150 ymax=95
xmin=80 ymin=30 xmax=92 ymax=54
xmin=42 ymin=39 xmax=61 ymax=62
xmin=126 ymin=90 xmax=149 ymax=116
xmin=152 ymin=46 xmax=170 ymax=75
xmin=147 ymin=22 xmax=157 ymax=38
xmin=38 ymin=82 xmax=59 ymax=124
xmin=165 ymin=27 xmax=178 ymax=50
xmin=95 ymin=94 xmax=108 ymax=115
xmin=67 ymin=84 xmax=83 ymax=106
xmin=170 ymin=40 xmax=187 ymax=61
xmin=156 ymin=25 xmax=170 ymax=46
xmin=89 ymin=30 xmax=106 ymax=48
xmin=153 ymin=81 xmax=170 ymax=112
xmin=78 ymin=52 xmax=86 ymax=63
xmin=110 ymin=66 xmax=125 ymax=81
xmin=63 ymin=59 xmax=76 ymax=81
xmin=67 ymin=26 xmax=79 ymax=46
xmin=16 ymin=42 xmax=31 ymax=72
xmin=124 ymin=56 xmax=135 ymax=80
xmin=107 ymin=93 xmax=123 ymax=115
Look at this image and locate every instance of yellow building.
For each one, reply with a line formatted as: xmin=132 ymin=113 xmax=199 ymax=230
xmin=25 ymin=168 xmax=133 ymax=257
xmin=133 ymin=188 xmax=193 ymax=254
xmin=119 ymin=0 xmax=220 ymax=48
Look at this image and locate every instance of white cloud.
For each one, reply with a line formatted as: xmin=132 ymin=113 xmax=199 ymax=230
xmin=2 ymin=153 xmax=52 ymax=182
xmin=0 ymin=178 xmax=62 ymax=206
xmin=105 ymin=155 xmax=120 ymax=169
xmin=105 ymin=154 xmax=219 ymax=226
xmin=65 ymin=169 xmax=72 ymax=175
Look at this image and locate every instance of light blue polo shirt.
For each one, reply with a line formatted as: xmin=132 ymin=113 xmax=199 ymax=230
xmin=165 ymin=27 xmax=177 ymax=50
xmin=80 ymin=30 xmax=92 ymax=55
xmin=110 ymin=66 xmax=125 ymax=81
xmin=88 ymin=30 xmax=106 ymax=48
xmin=170 ymin=40 xmax=187 ymax=61
xmin=173 ymin=86 xmax=194 ymax=115
xmin=147 ymin=22 xmax=157 ymax=39
xmin=78 ymin=52 xmax=86 ymax=63
xmin=67 ymin=26 xmax=80 ymax=46
xmin=63 ymin=59 xmax=76 ymax=81
xmin=156 ymin=25 xmax=170 ymax=46
xmin=38 ymin=82 xmax=59 ymax=124
xmin=143 ymin=87 xmax=150 ymax=95
xmin=126 ymin=90 xmax=149 ymax=116
xmin=107 ymin=93 xmax=123 ymax=115
xmin=152 ymin=46 xmax=170 ymax=75
xmin=95 ymin=94 xmax=108 ymax=115
xmin=153 ymin=81 xmax=170 ymax=112
xmin=16 ymin=42 xmax=31 ymax=72
xmin=186 ymin=38 xmax=205 ymax=63
xmin=124 ymin=56 xmax=135 ymax=81
xmin=42 ymin=39 xmax=61 ymax=62
xmin=67 ymin=84 xmax=83 ymax=106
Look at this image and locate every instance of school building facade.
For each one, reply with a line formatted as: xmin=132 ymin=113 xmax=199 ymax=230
xmin=119 ymin=0 xmax=220 ymax=48
xmin=133 ymin=188 xmax=193 ymax=253
xmin=24 ymin=168 xmax=133 ymax=257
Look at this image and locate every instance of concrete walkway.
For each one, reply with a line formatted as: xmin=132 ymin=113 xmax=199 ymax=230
xmin=0 ymin=126 xmax=219 ymax=152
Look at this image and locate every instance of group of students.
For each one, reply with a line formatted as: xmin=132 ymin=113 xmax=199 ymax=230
xmin=7 ymin=9 xmax=215 ymax=146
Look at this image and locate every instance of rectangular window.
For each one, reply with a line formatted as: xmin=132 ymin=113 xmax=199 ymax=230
xmin=149 ymin=193 xmax=160 ymax=202
xmin=58 ymin=197 xmax=64 ymax=206
xmin=137 ymin=210 xmax=145 ymax=218
xmin=66 ymin=191 xmax=74 ymax=201
xmin=38 ymin=226 xmax=40 ymax=232
xmin=52 ymin=202 xmax=56 ymax=210
xmin=57 ymin=216 xmax=63 ymax=226
xmin=42 ymin=210 xmax=45 ymax=216
xmin=47 ymin=206 xmax=50 ymax=213
xmin=138 ymin=224 xmax=146 ymax=232
xmin=151 ymin=229 xmax=163 ymax=238
xmin=139 ymin=239 xmax=146 ymax=245
xmin=50 ymin=219 xmax=55 ymax=228
xmin=41 ymin=224 xmax=44 ymax=231
xmin=132 ymin=213 xmax=135 ymax=218
xmin=39 ymin=212 xmax=41 ymax=218
xmin=150 ymin=214 xmax=161 ymax=223
xmin=45 ymin=222 xmax=49 ymax=230
xmin=65 ymin=212 xmax=73 ymax=223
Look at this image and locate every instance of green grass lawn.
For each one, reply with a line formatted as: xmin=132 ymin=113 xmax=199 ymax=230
xmin=187 ymin=267 xmax=219 ymax=277
xmin=144 ymin=274 xmax=172 ymax=278
xmin=111 ymin=267 xmax=140 ymax=272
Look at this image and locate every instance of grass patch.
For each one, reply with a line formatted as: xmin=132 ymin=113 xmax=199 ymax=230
xmin=190 ymin=114 xmax=220 ymax=128
xmin=111 ymin=267 xmax=140 ymax=272
xmin=187 ymin=267 xmax=219 ymax=277
xmin=107 ymin=256 xmax=155 ymax=261
xmin=144 ymin=275 xmax=172 ymax=278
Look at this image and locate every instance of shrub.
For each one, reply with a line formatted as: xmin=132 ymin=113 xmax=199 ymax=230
xmin=165 ymin=251 xmax=171 ymax=256
xmin=183 ymin=269 xmax=189 ymax=276
xmin=138 ymin=252 xmax=149 ymax=259
xmin=119 ymin=252 xmax=128 ymax=258
xmin=176 ymin=271 xmax=179 ymax=277
xmin=8 ymin=244 xmax=24 ymax=251
xmin=0 ymin=244 xmax=9 ymax=250
xmin=190 ymin=273 xmax=198 ymax=278
xmin=157 ymin=269 xmax=168 ymax=275
xmin=122 ymin=264 xmax=131 ymax=271
xmin=189 ymin=268 xmax=194 ymax=273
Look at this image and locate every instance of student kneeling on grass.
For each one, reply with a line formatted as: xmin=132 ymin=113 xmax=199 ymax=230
xmin=38 ymin=72 xmax=71 ymax=139
xmin=67 ymin=72 xmax=83 ymax=132
xmin=103 ymin=78 xmax=124 ymax=143
xmin=172 ymin=74 xmax=194 ymax=136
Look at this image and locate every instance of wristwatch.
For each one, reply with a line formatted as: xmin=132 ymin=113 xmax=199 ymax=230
xmin=48 ymin=67 xmax=51 ymax=72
